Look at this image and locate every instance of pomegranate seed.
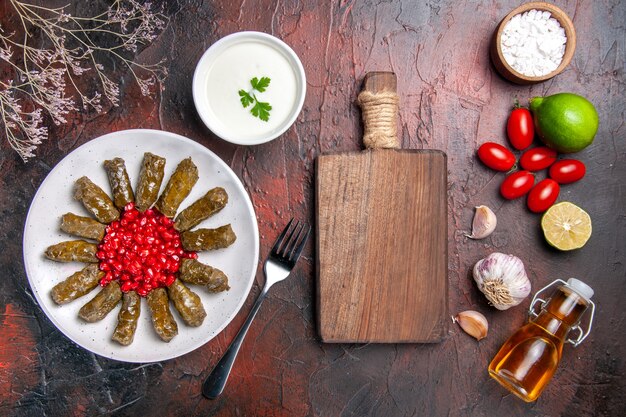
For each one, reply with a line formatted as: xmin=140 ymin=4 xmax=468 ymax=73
xmin=165 ymin=274 xmax=176 ymax=286
xmin=96 ymin=205 xmax=185 ymax=296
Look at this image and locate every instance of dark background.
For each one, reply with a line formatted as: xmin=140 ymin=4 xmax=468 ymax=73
xmin=0 ymin=1 xmax=624 ymax=416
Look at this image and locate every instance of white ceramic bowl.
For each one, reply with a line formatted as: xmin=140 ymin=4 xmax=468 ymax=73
xmin=193 ymin=31 xmax=306 ymax=145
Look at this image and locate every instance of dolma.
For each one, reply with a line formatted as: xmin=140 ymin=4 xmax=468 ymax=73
xmin=135 ymin=152 xmax=166 ymax=212
xmin=174 ymin=187 xmax=228 ymax=232
xmin=155 ymin=157 xmax=199 ymax=218
xmin=51 ymin=264 xmax=103 ymax=305
xmin=146 ymin=288 xmax=178 ymax=342
xmin=74 ymin=176 xmax=120 ymax=223
xmin=179 ymin=258 xmax=230 ymax=292
xmin=45 ymin=240 xmax=98 ymax=263
xmin=103 ymin=157 xmax=134 ymax=209
xmin=180 ymin=225 xmax=236 ymax=252
xmin=60 ymin=213 xmax=107 ymax=241
xmin=78 ymin=281 xmax=122 ymax=322
xmin=166 ymin=279 xmax=206 ymax=327
xmin=112 ymin=291 xmax=141 ymax=346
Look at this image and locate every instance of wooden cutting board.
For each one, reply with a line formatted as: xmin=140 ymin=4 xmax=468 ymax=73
xmin=316 ymin=72 xmax=448 ymax=343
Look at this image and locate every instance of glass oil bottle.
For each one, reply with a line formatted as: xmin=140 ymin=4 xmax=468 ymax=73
xmin=488 ymin=278 xmax=595 ymax=402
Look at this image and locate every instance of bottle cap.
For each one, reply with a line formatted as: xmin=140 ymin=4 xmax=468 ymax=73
xmin=567 ymin=278 xmax=594 ymax=300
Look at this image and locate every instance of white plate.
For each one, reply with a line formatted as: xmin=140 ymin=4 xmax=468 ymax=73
xmin=23 ymin=129 xmax=259 ymax=363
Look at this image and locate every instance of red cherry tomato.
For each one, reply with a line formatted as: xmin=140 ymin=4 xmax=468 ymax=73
xmin=519 ymin=147 xmax=558 ymax=171
xmin=549 ymin=159 xmax=586 ymax=184
xmin=527 ymin=179 xmax=560 ymax=213
xmin=507 ymin=107 xmax=535 ymax=150
xmin=478 ymin=142 xmax=516 ymax=171
xmin=500 ymin=171 xmax=535 ymax=200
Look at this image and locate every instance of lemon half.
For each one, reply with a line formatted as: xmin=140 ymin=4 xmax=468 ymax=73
xmin=541 ymin=202 xmax=592 ymax=251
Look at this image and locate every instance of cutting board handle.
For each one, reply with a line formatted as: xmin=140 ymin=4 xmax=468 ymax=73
xmin=357 ymin=72 xmax=400 ymax=149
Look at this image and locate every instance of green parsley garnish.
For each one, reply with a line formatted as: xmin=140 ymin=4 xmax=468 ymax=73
xmin=238 ymin=76 xmax=272 ymax=122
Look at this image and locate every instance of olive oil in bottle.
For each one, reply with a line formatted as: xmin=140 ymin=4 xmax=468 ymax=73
xmin=488 ymin=278 xmax=595 ymax=402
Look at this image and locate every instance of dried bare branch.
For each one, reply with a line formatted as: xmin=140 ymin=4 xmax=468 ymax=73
xmin=0 ymin=0 xmax=168 ymax=161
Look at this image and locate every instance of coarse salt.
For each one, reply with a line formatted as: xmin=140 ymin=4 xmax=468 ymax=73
xmin=501 ymin=9 xmax=567 ymax=77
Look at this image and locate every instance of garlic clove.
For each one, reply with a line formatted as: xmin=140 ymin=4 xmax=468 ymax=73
xmin=466 ymin=205 xmax=497 ymax=239
xmin=454 ymin=310 xmax=488 ymax=341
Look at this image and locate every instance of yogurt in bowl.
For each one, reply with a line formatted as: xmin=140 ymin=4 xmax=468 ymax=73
xmin=193 ymin=32 xmax=306 ymax=145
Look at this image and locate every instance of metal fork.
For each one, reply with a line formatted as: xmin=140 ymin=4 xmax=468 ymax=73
xmin=202 ymin=218 xmax=311 ymax=399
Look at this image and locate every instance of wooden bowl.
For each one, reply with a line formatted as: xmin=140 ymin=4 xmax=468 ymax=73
xmin=490 ymin=2 xmax=576 ymax=84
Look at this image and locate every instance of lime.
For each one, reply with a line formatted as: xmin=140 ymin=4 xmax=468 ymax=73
xmin=541 ymin=202 xmax=592 ymax=251
xmin=529 ymin=93 xmax=599 ymax=153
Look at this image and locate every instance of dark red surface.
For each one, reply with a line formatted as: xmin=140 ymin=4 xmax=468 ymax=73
xmin=1 ymin=1 xmax=624 ymax=416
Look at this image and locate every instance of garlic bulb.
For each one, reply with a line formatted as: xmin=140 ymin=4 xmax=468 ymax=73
xmin=466 ymin=205 xmax=497 ymax=239
xmin=473 ymin=252 xmax=531 ymax=310
xmin=454 ymin=310 xmax=488 ymax=341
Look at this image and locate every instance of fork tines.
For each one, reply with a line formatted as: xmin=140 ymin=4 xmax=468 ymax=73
xmin=271 ymin=218 xmax=310 ymax=264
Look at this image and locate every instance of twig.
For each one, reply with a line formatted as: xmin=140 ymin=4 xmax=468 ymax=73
xmin=0 ymin=0 xmax=168 ymax=161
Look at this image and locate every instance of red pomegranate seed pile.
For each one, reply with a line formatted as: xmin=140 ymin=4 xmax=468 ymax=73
xmin=96 ymin=202 xmax=197 ymax=297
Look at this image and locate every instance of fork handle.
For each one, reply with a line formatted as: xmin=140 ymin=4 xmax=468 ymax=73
xmin=202 ymin=288 xmax=268 ymax=399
